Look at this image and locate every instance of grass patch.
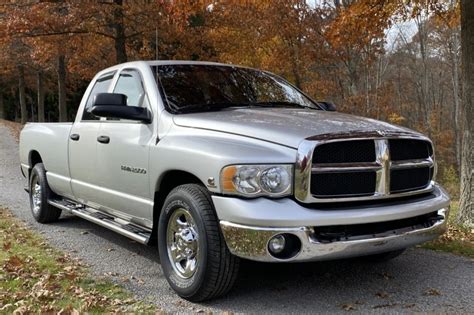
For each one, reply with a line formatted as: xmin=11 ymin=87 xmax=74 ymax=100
xmin=0 ymin=207 xmax=158 ymax=313
xmin=421 ymin=201 xmax=474 ymax=258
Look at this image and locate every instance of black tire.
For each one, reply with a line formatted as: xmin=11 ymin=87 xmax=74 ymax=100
xmin=362 ymin=249 xmax=406 ymax=262
xmin=158 ymin=184 xmax=240 ymax=302
xmin=29 ymin=163 xmax=61 ymax=223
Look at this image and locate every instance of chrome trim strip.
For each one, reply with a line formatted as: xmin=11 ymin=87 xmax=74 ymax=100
xmin=391 ymin=158 xmax=433 ymax=170
xmin=312 ymin=162 xmax=381 ymax=173
xmin=295 ymin=133 xmax=435 ymax=203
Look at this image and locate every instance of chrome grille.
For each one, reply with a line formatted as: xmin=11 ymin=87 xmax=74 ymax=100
xmin=295 ymin=135 xmax=435 ymax=203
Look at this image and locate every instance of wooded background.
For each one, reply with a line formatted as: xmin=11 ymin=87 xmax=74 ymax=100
xmin=0 ymin=0 xmax=472 ymax=225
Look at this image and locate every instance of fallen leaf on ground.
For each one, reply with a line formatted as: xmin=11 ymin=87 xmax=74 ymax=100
xmin=4 ymin=255 xmax=24 ymax=272
xmin=3 ymin=241 xmax=12 ymax=251
xmin=341 ymin=304 xmax=356 ymax=311
xmin=373 ymin=303 xmax=397 ymax=309
xmin=424 ymin=288 xmax=442 ymax=296
xmin=376 ymin=291 xmax=389 ymax=299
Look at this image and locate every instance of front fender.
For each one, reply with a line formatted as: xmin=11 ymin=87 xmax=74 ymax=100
xmin=149 ymin=126 xmax=297 ymax=193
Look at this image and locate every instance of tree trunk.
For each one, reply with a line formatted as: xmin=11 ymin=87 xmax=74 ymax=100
xmin=113 ymin=0 xmax=127 ymax=63
xmin=18 ymin=65 xmax=27 ymax=124
xmin=451 ymin=0 xmax=462 ymax=172
xmin=57 ymin=55 xmax=67 ymax=122
xmin=416 ymin=16 xmax=431 ymax=135
xmin=37 ymin=70 xmax=45 ymax=122
xmin=452 ymin=31 xmax=462 ymax=170
xmin=457 ymin=0 xmax=474 ymax=227
xmin=0 ymin=91 xmax=4 ymax=120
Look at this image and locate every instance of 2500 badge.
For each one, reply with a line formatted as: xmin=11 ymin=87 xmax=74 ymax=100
xmin=121 ymin=165 xmax=147 ymax=174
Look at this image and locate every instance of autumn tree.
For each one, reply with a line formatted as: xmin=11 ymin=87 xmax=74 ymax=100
xmin=458 ymin=0 xmax=474 ymax=226
xmin=0 ymin=0 xmax=465 ymax=200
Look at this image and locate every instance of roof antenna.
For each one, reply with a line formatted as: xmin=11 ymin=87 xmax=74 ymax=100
xmin=155 ymin=26 xmax=159 ymax=61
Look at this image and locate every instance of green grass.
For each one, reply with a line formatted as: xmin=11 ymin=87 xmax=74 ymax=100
xmin=421 ymin=201 xmax=474 ymax=258
xmin=422 ymin=239 xmax=474 ymax=257
xmin=0 ymin=207 xmax=158 ymax=314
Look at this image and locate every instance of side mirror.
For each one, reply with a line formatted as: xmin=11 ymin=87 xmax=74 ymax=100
xmin=318 ymin=101 xmax=337 ymax=112
xmin=90 ymin=93 xmax=152 ymax=123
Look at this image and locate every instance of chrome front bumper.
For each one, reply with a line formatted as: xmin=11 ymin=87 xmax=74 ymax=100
xmin=220 ymin=208 xmax=448 ymax=262
xmin=215 ymin=185 xmax=450 ymax=262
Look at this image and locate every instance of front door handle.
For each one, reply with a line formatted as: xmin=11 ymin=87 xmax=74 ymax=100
xmin=70 ymin=134 xmax=80 ymax=141
xmin=97 ymin=135 xmax=110 ymax=144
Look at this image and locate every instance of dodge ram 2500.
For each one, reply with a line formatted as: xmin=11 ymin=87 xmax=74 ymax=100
xmin=19 ymin=61 xmax=450 ymax=301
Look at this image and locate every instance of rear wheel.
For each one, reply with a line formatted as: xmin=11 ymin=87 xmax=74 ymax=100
xmin=158 ymin=184 xmax=240 ymax=302
xmin=29 ymin=163 xmax=61 ymax=223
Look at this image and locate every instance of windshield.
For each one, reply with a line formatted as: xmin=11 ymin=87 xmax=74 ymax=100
xmin=153 ymin=64 xmax=320 ymax=114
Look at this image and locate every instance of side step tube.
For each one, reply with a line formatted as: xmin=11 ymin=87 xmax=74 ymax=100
xmin=48 ymin=199 xmax=151 ymax=244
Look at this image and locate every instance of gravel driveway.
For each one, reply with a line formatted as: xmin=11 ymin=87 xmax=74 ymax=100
xmin=1 ymin=123 xmax=473 ymax=314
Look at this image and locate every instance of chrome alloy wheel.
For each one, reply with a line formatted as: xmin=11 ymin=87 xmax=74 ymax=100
xmin=166 ymin=208 xmax=199 ymax=279
xmin=31 ymin=177 xmax=42 ymax=215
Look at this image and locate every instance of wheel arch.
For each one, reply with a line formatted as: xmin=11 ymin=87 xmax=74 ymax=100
xmin=148 ymin=170 xmax=206 ymax=246
xmin=29 ymin=150 xmax=43 ymax=167
xmin=28 ymin=150 xmax=43 ymax=178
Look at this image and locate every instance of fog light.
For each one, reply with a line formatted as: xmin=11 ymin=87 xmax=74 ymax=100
xmin=268 ymin=234 xmax=286 ymax=254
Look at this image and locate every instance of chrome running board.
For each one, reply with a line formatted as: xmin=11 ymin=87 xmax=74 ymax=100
xmin=48 ymin=198 xmax=151 ymax=244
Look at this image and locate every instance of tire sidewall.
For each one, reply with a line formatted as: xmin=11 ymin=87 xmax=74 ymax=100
xmin=29 ymin=163 xmax=51 ymax=222
xmin=158 ymin=188 xmax=209 ymax=298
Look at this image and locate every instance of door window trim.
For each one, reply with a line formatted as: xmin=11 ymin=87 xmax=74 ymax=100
xmin=81 ymin=71 xmax=116 ymax=122
xmin=101 ymin=68 xmax=153 ymax=124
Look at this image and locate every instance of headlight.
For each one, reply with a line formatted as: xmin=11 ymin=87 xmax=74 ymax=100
xmin=220 ymin=164 xmax=293 ymax=197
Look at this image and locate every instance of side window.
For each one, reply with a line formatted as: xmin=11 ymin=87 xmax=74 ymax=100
xmin=82 ymin=74 xmax=114 ymax=121
xmin=113 ymin=70 xmax=145 ymax=107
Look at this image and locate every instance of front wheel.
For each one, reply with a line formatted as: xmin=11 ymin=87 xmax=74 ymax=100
xmin=158 ymin=184 xmax=240 ymax=302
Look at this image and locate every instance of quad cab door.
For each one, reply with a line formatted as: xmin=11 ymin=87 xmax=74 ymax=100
xmin=69 ymin=72 xmax=115 ymax=207
xmin=94 ymin=68 xmax=155 ymax=228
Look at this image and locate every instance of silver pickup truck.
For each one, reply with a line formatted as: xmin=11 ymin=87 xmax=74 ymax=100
xmin=19 ymin=61 xmax=450 ymax=301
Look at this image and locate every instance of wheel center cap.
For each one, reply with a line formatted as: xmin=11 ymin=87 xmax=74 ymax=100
xmin=179 ymin=228 xmax=196 ymax=243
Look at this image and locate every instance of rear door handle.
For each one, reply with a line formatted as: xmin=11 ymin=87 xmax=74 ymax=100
xmin=97 ymin=135 xmax=110 ymax=144
xmin=70 ymin=134 xmax=80 ymax=141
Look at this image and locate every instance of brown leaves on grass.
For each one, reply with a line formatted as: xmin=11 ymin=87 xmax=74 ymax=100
xmin=442 ymin=225 xmax=474 ymax=243
xmin=0 ymin=207 xmax=155 ymax=313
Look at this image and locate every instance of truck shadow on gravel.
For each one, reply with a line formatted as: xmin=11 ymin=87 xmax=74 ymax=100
xmin=45 ymin=214 xmax=160 ymax=261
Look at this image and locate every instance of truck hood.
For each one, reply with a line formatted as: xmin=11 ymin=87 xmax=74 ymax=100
xmin=173 ymin=108 xmax=422 ymax=148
